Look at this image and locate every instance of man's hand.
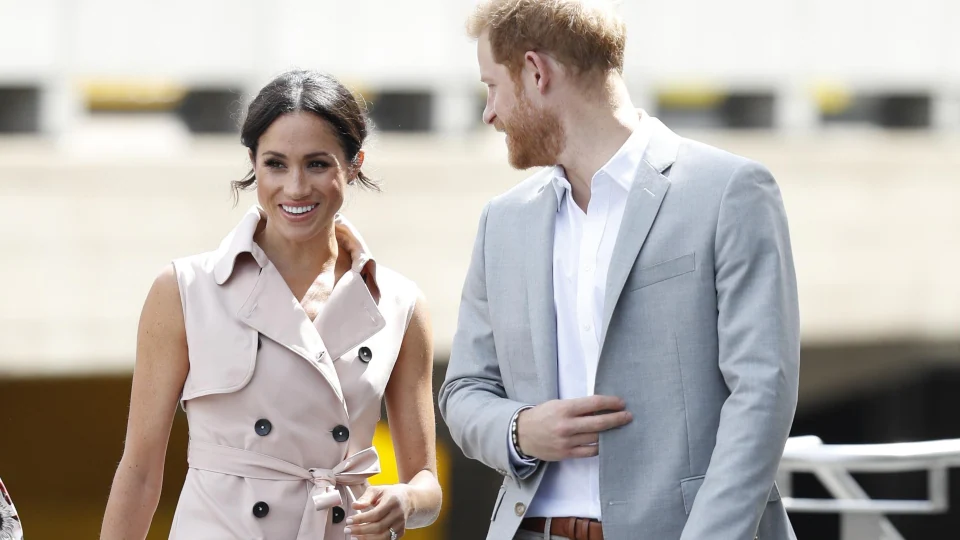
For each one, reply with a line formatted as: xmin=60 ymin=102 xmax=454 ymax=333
xmin=516 ymin=395 xmax=632 ymax=461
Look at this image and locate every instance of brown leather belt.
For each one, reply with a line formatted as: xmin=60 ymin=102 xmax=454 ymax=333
xmin=520 ymin=517 xmax=604 ymax=540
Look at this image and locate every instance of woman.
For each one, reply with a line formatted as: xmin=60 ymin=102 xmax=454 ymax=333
xmin=0 ymin=477 xmax=24 ymax=540
xmin=101 ymin=70 xmax=441 ymax=540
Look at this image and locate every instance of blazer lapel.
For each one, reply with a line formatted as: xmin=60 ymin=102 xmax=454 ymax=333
xmin=599 ymin=118 xmax=681 ymax=349
xmin=524 ymin=181 xmax=560 ymax=402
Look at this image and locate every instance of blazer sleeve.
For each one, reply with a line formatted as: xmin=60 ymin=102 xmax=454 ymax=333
xmin=438 ymin=203 xmax=538 ymax=479
xmin=680 ymin=161 xmax=800 ymax=540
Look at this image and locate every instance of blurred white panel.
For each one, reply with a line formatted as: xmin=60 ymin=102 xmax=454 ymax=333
xmin=946 ymin=0 xmax=960 ymax=82
xmin=265 ymin=0 xmax=478 ymax=88
xmin=0 ymin=0 xmax=58 ymax=79
xmin=3 ymin=0 xmax=959 ymax=136
xmin=622 ymin=0 xmax=790 ymax=84
xmin=70 ymin=0 xmax=257 ymax=82
xmin=806 ymin=0 xmax=945 ymax=87
xmin=5 ymin=0 xmax=957 ymax=94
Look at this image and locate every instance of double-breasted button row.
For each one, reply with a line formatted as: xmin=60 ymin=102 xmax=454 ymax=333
xmin=254 ymin=419 xmax=348 ymax=444
xmin=251 ymin=333 xmax=349 ymax=523
xmin=251 ymin=501 xmax=345 ymax=524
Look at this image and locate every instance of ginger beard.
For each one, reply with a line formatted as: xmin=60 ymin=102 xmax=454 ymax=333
xmin=496 ymin=87 xmax=566 ymax=170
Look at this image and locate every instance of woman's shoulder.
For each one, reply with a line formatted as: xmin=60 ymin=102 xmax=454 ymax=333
xmin=373 ymin=265 xmax=427 ymax=335
xmin=373 ymin=264 xmax=423 ymax=313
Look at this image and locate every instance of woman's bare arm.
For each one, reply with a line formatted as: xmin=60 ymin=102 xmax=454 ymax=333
xmin=100 ymin=265 xmax=189 ymax=539
xmin=383 ymin=292 xmax=442 ymax=528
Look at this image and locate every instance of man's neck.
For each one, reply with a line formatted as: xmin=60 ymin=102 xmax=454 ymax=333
xmin=557 ymin=100 xmax=641 ymax=212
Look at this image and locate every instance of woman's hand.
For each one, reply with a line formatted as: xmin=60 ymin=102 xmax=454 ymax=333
xmin=344 ymin=484 xmax=411 ymax=539
xmin=345 ymin=292 xmax=443 ymax=540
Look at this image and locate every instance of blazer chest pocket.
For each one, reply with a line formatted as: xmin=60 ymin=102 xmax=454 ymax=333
xmin=626 ymin=252 xmax=696 ymax=292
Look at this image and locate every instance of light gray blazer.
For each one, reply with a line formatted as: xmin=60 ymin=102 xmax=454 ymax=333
xmin=439 ymin=118 xmax=800 ymax=540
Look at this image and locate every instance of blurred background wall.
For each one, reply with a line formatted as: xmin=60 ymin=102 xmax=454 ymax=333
xmin=0 ymin=0 xmax=958 ymax=538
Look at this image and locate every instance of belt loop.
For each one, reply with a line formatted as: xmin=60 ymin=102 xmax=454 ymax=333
xmin=577 ymin=517 xmax=589 ymax=540
xmin=543 ymin=517 xmax=552 ymax=540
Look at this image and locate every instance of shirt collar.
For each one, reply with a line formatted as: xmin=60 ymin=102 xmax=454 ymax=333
xmin=551 ymin=110 xmax=654 ymax=209
xmin=213 ymin=205 xmax=378 ymax=290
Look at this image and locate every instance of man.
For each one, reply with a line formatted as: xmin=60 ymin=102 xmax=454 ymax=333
xmin=438 ymin=1 xmax=800 ymax=539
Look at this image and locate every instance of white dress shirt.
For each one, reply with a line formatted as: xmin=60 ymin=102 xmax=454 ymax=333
xmin=510 ymin=114 xmax=653 ymax=519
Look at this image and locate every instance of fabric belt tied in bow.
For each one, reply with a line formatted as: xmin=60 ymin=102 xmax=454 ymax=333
xmin=306 ymin=448 xmax=381 ymax=510
xmin=187 ymin=439 xmax=381 ymax=539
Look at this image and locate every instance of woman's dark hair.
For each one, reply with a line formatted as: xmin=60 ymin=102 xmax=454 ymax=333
xmin=232 ymin=70 xmax=379 ymax=200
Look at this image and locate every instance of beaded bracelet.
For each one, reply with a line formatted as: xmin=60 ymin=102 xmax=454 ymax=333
xmin=511 ymin=411 xmax=533 ymax=460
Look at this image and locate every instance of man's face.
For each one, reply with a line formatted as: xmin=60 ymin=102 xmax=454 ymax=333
xmin=478 ymin=31 xmax=564 ymax=169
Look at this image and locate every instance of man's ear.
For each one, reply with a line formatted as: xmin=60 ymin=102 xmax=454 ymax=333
xmin=524 ymin=50 xmax=555 ymax=95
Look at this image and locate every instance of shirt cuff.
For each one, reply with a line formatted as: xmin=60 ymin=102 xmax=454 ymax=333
xmin=507 ymin=406 xmax=538 ymax=468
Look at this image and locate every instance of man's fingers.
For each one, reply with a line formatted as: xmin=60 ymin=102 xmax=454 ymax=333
xmin=565 ymin=395 xmax=626 ymax=416
xmin=567 ymin=433 xmax=599 ymax=449
xmin=566 ymin=444 xmax=600 ymax=459
xmin=570 ymin=410 xmax=633 ymax=434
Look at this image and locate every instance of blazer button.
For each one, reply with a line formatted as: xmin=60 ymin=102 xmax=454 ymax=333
xmin=358 ymin=346 xmax=373 ymax=363
xmin=514 ymin=502 xmax=526 ymax=516
xmin=332 ymin=425 xmax=350 ymax=443
xmin=332 ymin=506 xmax=346 ymax=524
xmin=255 ymin=419 xmax=272 ymax=436
xmin=252 ymin=501 xmax=269 ymax=518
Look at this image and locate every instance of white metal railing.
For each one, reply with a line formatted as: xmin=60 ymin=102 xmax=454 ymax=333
xmin=779 ymin=436 xmax=960 ymax=540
